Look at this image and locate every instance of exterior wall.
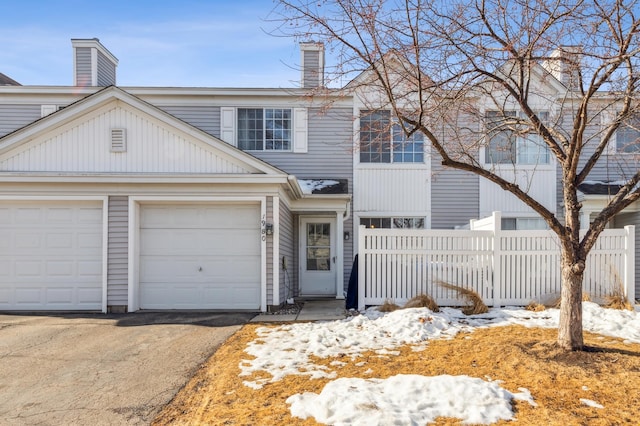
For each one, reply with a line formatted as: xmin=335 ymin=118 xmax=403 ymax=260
xmin=97 ymin=51 xmax=116 ymax=86
xmin=342 ymin=215 xmax=354 ymax=293
xmin=431 ymin=155 xmax=480 ymax=229
xmin=0 ymin=104 xmax=41 ymax=137
xmin=354 ymin=167 xmax=430 ymax=213
xmin=266 ymin=197 xmax=274 ymax=305
xmin=156 ymin=105 xmax=220 ymax=138
xmin=0 ymin=103 xmax=252 ymax=174
xmin=279 ymin=199 xmax=296 ymax=303
xmin=75 ymin=47 xmax=92 ymax=86
xmin=251 ymin=107 xmax=353 ymax=180
xmin=478 ymin=165 xmax=557 ymax=219
xmin=107 ymin=196 xmax=129 ymax=307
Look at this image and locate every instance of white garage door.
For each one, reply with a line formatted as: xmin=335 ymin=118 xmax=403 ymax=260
xmin=0 ymin=200 xmax=104 ymax=310
xmin=139 ymin=203 xmax=261 ymax=310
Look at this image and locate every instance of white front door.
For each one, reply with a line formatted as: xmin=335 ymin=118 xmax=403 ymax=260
xmin=299 ymin=217 xmax=336 ymax=296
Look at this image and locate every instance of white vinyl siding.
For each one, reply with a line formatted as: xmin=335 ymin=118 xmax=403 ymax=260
xmin=0 ymin=102 xmax=253 ymax=174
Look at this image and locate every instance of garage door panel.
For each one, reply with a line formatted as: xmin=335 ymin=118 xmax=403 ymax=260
xmin=0 ymin=201 xmax=103 ymax=310
xmin=139 ymin=203 xmax=261 ymax=310
xmin=141 ymin=230 xmax=260 ymax=256
xmin=46 ymin=261 xmax=74 ymax=276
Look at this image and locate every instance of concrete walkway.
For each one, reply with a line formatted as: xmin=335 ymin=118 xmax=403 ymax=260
xmin=251 ymin=299 xmax=348 ymax=323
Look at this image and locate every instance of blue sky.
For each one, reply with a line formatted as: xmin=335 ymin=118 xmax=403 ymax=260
xmin=0 ymin=0 xmax=306 ymax=87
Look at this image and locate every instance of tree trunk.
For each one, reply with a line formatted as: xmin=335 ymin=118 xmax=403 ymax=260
xmin=557 ymin=255 xmax=585 ymax=350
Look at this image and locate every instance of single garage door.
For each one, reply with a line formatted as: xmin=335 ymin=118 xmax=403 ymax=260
xmin=0 ymin=200 xmax=104 ymax=310
xmin=139 ymin=203 xmax=261 ymax=310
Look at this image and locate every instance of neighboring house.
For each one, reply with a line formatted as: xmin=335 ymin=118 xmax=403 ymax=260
xmin=0 ymin=39 xmax=638 ymax=312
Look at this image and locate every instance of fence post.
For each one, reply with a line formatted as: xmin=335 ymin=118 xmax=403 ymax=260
xmin=491 ymin=211 xmax=502 ymax=307
xmin=358 ymin=225 xmax=366 ymax=311
xmin=624 ymin=225 xmax=635 ymax=305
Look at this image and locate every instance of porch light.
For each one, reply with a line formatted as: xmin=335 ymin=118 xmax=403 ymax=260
xmin=265 ymin=223 xmax=274 ymax=235
xmin=344 ymin=231 xmax=350 ymax=240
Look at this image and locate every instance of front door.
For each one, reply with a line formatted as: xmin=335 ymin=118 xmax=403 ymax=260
xmin=299 ymin=217 xmax=336 ymax=296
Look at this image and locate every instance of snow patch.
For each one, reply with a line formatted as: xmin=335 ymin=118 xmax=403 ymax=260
xmin=287 ymin=374 xmax=535 ymax=425
xmin=580 ymin=398 xmax=604 ymax=409
xmin=298 ymin=179 xmax=339 ymax=194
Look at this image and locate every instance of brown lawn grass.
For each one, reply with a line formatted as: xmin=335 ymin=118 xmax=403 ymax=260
xmin=153 ymin=321 xmax=640 ymax=425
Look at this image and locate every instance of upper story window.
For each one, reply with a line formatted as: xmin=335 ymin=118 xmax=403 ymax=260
xmin=616 ymin=114 xmax=640 ymax=153
xmin=360 ymin=110 xmax=424 ymax=163
xmin=360 ymin=216 xmax=425 ymax=229
xmin=237 ymin=108 xmax=291 ymax=151
xmin=485 ymin=111 xmax=550 ymax=165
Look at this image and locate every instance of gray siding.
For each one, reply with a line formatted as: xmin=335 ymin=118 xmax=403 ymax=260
xmin=156 ymin=105 xmax=220 ymax=138
xmin=96 ymin=51 xmax=116 ymax=86
xmin=279 ymin=199 xmax=296 ymax=303
xmin=303 ymin=50 xmax=321 ymax=88
xmin=107 ymin=196 xmax=129 ymax=307
xmin=343 ymin=215 xmax=354 ymax=294
xmin=431 ymin=150 xmax=480 ymax=229
xmin=0 ymin=104 xmax=41 ymax=137
xmin=75 ymin=47 xmax=92 ymax=86
xmin=252 ymin=107 xmax=353 ymax=182
xmin=266 ymin=197 xmax=274 ymax=305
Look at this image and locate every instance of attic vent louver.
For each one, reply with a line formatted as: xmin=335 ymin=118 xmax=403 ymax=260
xmin=111 ymin=128 xmax=126 ymax=152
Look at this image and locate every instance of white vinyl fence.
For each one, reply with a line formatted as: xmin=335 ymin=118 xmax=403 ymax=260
xmin=357 ymin=212 xmax=635 ymax=310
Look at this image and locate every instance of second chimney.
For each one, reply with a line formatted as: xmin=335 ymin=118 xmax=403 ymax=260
xmin=300 ymin=42 xmax=325 ymax=89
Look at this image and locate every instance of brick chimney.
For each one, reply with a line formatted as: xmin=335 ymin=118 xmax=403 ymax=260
xmin=300 ymin=42 xmax=325 ymax=88
xmin=71 ymin=38 xmax=119 ymax=87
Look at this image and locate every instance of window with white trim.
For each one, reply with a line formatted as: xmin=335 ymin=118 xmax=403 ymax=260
xmin=237 ymin=108 xmax=291 ymax=151
xmin=616 ymin=114 xmax=640 ymax=153
xmin=485 ymin=111 xmax=550 ymax=165
xmin=360 ymin=110 xmax=424 ymax=163
xmin=360 ymin=217 xmax=425 ymax=229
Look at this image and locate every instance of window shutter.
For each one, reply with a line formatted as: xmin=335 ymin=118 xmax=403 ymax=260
xmin=293 ymin=108 xmax=308 ymax=153
xmin=111 ymin=129 xmax=126 ymax=152
xmin=220 ymin=107 xmax=236 ymax=146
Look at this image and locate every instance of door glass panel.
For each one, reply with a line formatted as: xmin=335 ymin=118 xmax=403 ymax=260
xmin=306 ymin=223 xmax=331 ymax=271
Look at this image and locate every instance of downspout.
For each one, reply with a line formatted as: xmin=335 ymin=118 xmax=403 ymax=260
xmin=343 ymin=200 xmax=351 ymax=222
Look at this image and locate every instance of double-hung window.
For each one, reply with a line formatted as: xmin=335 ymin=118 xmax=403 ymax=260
xmin=485 ymin=111 xmax=550 ymax=165
xmin=360 ymin=110 xmax=424 ymax=163
xmin=616 ymin=114 xmax=640 ymax=153
xmin=237 ymin=108 xmax=292 ymax=151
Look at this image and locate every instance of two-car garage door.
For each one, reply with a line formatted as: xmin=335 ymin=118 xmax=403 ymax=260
xmin=138 ymin=203 xmax=261 ymax=310
xmin=0 ymin=200 xmax=103 ymax=310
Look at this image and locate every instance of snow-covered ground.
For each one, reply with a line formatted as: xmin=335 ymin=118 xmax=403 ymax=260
xmin=239 ymin=302 xmax=640 ymax=424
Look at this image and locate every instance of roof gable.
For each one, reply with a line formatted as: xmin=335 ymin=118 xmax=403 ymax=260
xmin=0 ymin=87 xmax=285 ymax=176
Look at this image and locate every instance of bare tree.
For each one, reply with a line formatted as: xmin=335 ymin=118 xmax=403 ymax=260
xmin=273 ymin=0 xmax=640 ymax=350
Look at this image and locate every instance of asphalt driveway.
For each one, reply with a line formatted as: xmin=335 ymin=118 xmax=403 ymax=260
xmin=0 ymin=311 xmax=255 ymax=425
